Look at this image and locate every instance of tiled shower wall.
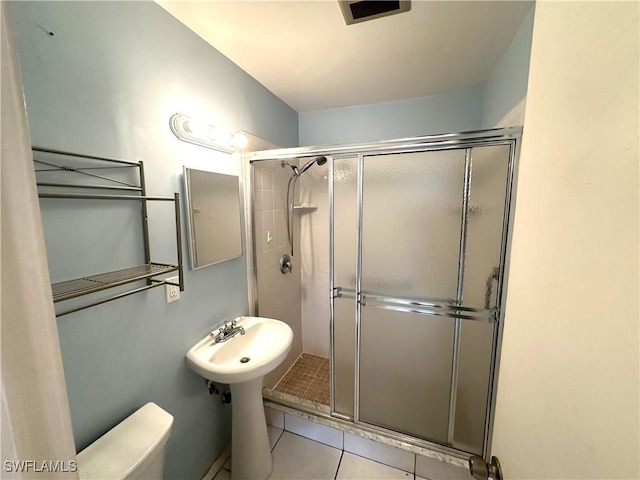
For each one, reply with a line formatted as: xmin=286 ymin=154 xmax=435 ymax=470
xmin=244 ymin=136 xmax=303 ymax=388
xmin=299 ymin=163 xmax=331 ymax=357
xmin=244 ymin=142 xmax=331 ymax=385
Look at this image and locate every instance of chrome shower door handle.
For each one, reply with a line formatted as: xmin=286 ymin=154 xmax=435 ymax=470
xmin=484 ymin=266 xmax=500 ymax=309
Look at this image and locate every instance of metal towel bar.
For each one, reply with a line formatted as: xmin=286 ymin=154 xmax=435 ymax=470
xmin=333 ymin=287 xmax=497 ymax=323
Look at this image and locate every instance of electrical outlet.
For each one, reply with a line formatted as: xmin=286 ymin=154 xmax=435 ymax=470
xmin=165 ymin=276 xmax=180 ymax=303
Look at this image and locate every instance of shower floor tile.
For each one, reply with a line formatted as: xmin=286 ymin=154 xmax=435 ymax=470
xmin=274 ymin=353 xmax=330 ymax=405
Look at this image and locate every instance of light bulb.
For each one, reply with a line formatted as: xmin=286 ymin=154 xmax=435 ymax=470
xmin=184 ymin=117 xmax=207 ymax=136
xmin=208 ymin=126 xmax=231 ymax=143
xmin=230 ymin=132 xmax=248 ymax=149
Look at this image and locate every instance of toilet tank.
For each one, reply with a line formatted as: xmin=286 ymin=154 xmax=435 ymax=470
xmin=77 ymin=402 xmax=174 ymax=480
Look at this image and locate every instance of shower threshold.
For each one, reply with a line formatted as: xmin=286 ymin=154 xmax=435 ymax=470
xmin=263 ymin=354 xmax=470 ymax=468
xmin=261 ymin=395 xmax=471 ymax=476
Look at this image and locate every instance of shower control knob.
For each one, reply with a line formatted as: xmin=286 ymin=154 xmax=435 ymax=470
xmin=280 ymin=253 xmax=292 ymax=274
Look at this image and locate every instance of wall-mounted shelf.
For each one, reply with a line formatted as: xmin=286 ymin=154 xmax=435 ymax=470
xmin=293 ymin=203 xmax=318 ymax=212
xmin=33 ymin=146 xmax=184 ymax=317
xmin=51 ymin=263 xmax=178 ymax=302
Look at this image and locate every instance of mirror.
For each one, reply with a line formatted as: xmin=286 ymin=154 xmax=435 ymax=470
xmin=184 ymin=167 xmax=243 ymax=269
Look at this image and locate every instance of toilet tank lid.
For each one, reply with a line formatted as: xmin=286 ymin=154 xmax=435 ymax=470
xmin=77 ymin=402 xmax=174 ymax=480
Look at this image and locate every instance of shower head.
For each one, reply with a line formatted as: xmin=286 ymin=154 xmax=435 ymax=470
xmin=282 ymin=156 xmax=327 ymax=177
xmin=298 ymin=156 xmax=328 ymax=175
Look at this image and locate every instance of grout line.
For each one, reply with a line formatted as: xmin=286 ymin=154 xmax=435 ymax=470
xmin=341 ymin=449 xmax=416 ymax=476
xmin=334 ymin=450 xmax=344 ymax=480
xmin=271 ymin=427 xmax=284 ymax=452
xmin=285 ymin=429 xmax=339 ymax=449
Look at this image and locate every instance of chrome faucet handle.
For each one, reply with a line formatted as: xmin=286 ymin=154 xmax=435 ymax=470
xmin=231 ymin=319 xmax=237 ymax=328
xmin=209 ymin=327 xmax=224 ymax=338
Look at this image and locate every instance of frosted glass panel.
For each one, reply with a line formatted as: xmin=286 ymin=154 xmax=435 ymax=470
xmin=359 ymin=307 xmax=454 ymax=443
xmin=454 ymin=145 xmax=510 ymax=453
xmin=454 ymin=321 xmax=493 ymax=453
xmin=332 ymin=156 xmax=358 ymax=416
xmin=361 ymin=151 xmax=466 ymax=300
xmin=462 ymin=145 xmax=510 ymax=309
xmin=333 ymin=298 xmax=356 ymax=416
xmin=333 ymin=157 xmax=358 ymax=290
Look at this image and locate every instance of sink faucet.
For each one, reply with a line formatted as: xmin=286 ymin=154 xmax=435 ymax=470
xmin=210 ymin=319 xmax=245 ymax=343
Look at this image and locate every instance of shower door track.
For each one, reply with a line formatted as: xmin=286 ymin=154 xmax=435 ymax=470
xmin=246 ymin=127 xmax=522 ymax=463
xmin=245 ymin=127 xmax=522 ymax=162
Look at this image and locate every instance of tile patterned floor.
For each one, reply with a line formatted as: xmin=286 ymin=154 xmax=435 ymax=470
xmin=214 ymin=429 xmax=420 ymax=480
xmin=274 ymin=353 xmax=330 ymax=405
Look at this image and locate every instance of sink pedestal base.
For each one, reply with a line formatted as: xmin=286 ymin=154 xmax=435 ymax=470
xmin=230 ymin=377 xmax=272 ymax=480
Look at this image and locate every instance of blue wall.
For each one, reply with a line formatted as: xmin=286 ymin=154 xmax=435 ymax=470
xmin=298 ymin=6 xmax=534 ymax=146
xmin=8 ymin=2 xmax=297 ymax=479
xmin=299 ymin=85 xmax=485 ymax=146
xmin=481 ymin=7 xmax=535 ymax=128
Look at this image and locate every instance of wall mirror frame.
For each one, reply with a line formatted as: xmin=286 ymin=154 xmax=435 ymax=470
xmin=183 ymin=167 xmax=243 ymax=269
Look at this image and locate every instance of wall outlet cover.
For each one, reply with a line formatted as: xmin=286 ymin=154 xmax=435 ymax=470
xmin=165 ymin=276 xmax=180 ymax=303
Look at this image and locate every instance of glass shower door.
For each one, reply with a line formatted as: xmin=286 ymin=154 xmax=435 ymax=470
xmin=356 ymin=145 xmax=512 ymax=454
xmin=357 ymin=150 xmax=466 ymax=444
xmin=329 ymin=137 xmax=515 ymax=456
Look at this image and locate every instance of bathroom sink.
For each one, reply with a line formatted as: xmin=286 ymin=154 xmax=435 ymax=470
xmin=187 ymin=316 xmax=293 ymax=479
xmin=186 ymin=316 xmax=293 ymax=384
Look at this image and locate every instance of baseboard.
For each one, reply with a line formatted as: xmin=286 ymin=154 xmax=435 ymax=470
xmin=201 ymin=444 xmax=231 ymax=480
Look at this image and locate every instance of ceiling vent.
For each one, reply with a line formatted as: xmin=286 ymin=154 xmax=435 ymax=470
xmin=339 ymin=0 xmax=411 ymax=25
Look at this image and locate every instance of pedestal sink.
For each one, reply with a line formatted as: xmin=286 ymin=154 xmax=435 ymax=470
xmin=186 ymin=316 xmax=293 ymax=480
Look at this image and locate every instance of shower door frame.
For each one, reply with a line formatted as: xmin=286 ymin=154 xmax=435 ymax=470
xmin=245 ymin=127 xmax=522 ymax=462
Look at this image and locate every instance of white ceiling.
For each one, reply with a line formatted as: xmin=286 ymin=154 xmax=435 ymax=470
xmin=157 ymin=1 xmax=534 ymax=113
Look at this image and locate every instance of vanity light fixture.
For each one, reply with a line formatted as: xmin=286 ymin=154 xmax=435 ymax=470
xmin=169 ymin=113 xmax=247 ymax=153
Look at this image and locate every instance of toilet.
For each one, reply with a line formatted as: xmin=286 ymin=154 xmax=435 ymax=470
xmin=77 ymin=402 xmax=174 ymax=480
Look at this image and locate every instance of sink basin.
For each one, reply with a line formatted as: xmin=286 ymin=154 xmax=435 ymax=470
xmin=186 ymin=316 xmax=293 ymax=384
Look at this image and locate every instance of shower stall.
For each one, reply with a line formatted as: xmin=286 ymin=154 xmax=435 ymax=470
xmin=246 ymin=127 xmax=520 ymax=460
